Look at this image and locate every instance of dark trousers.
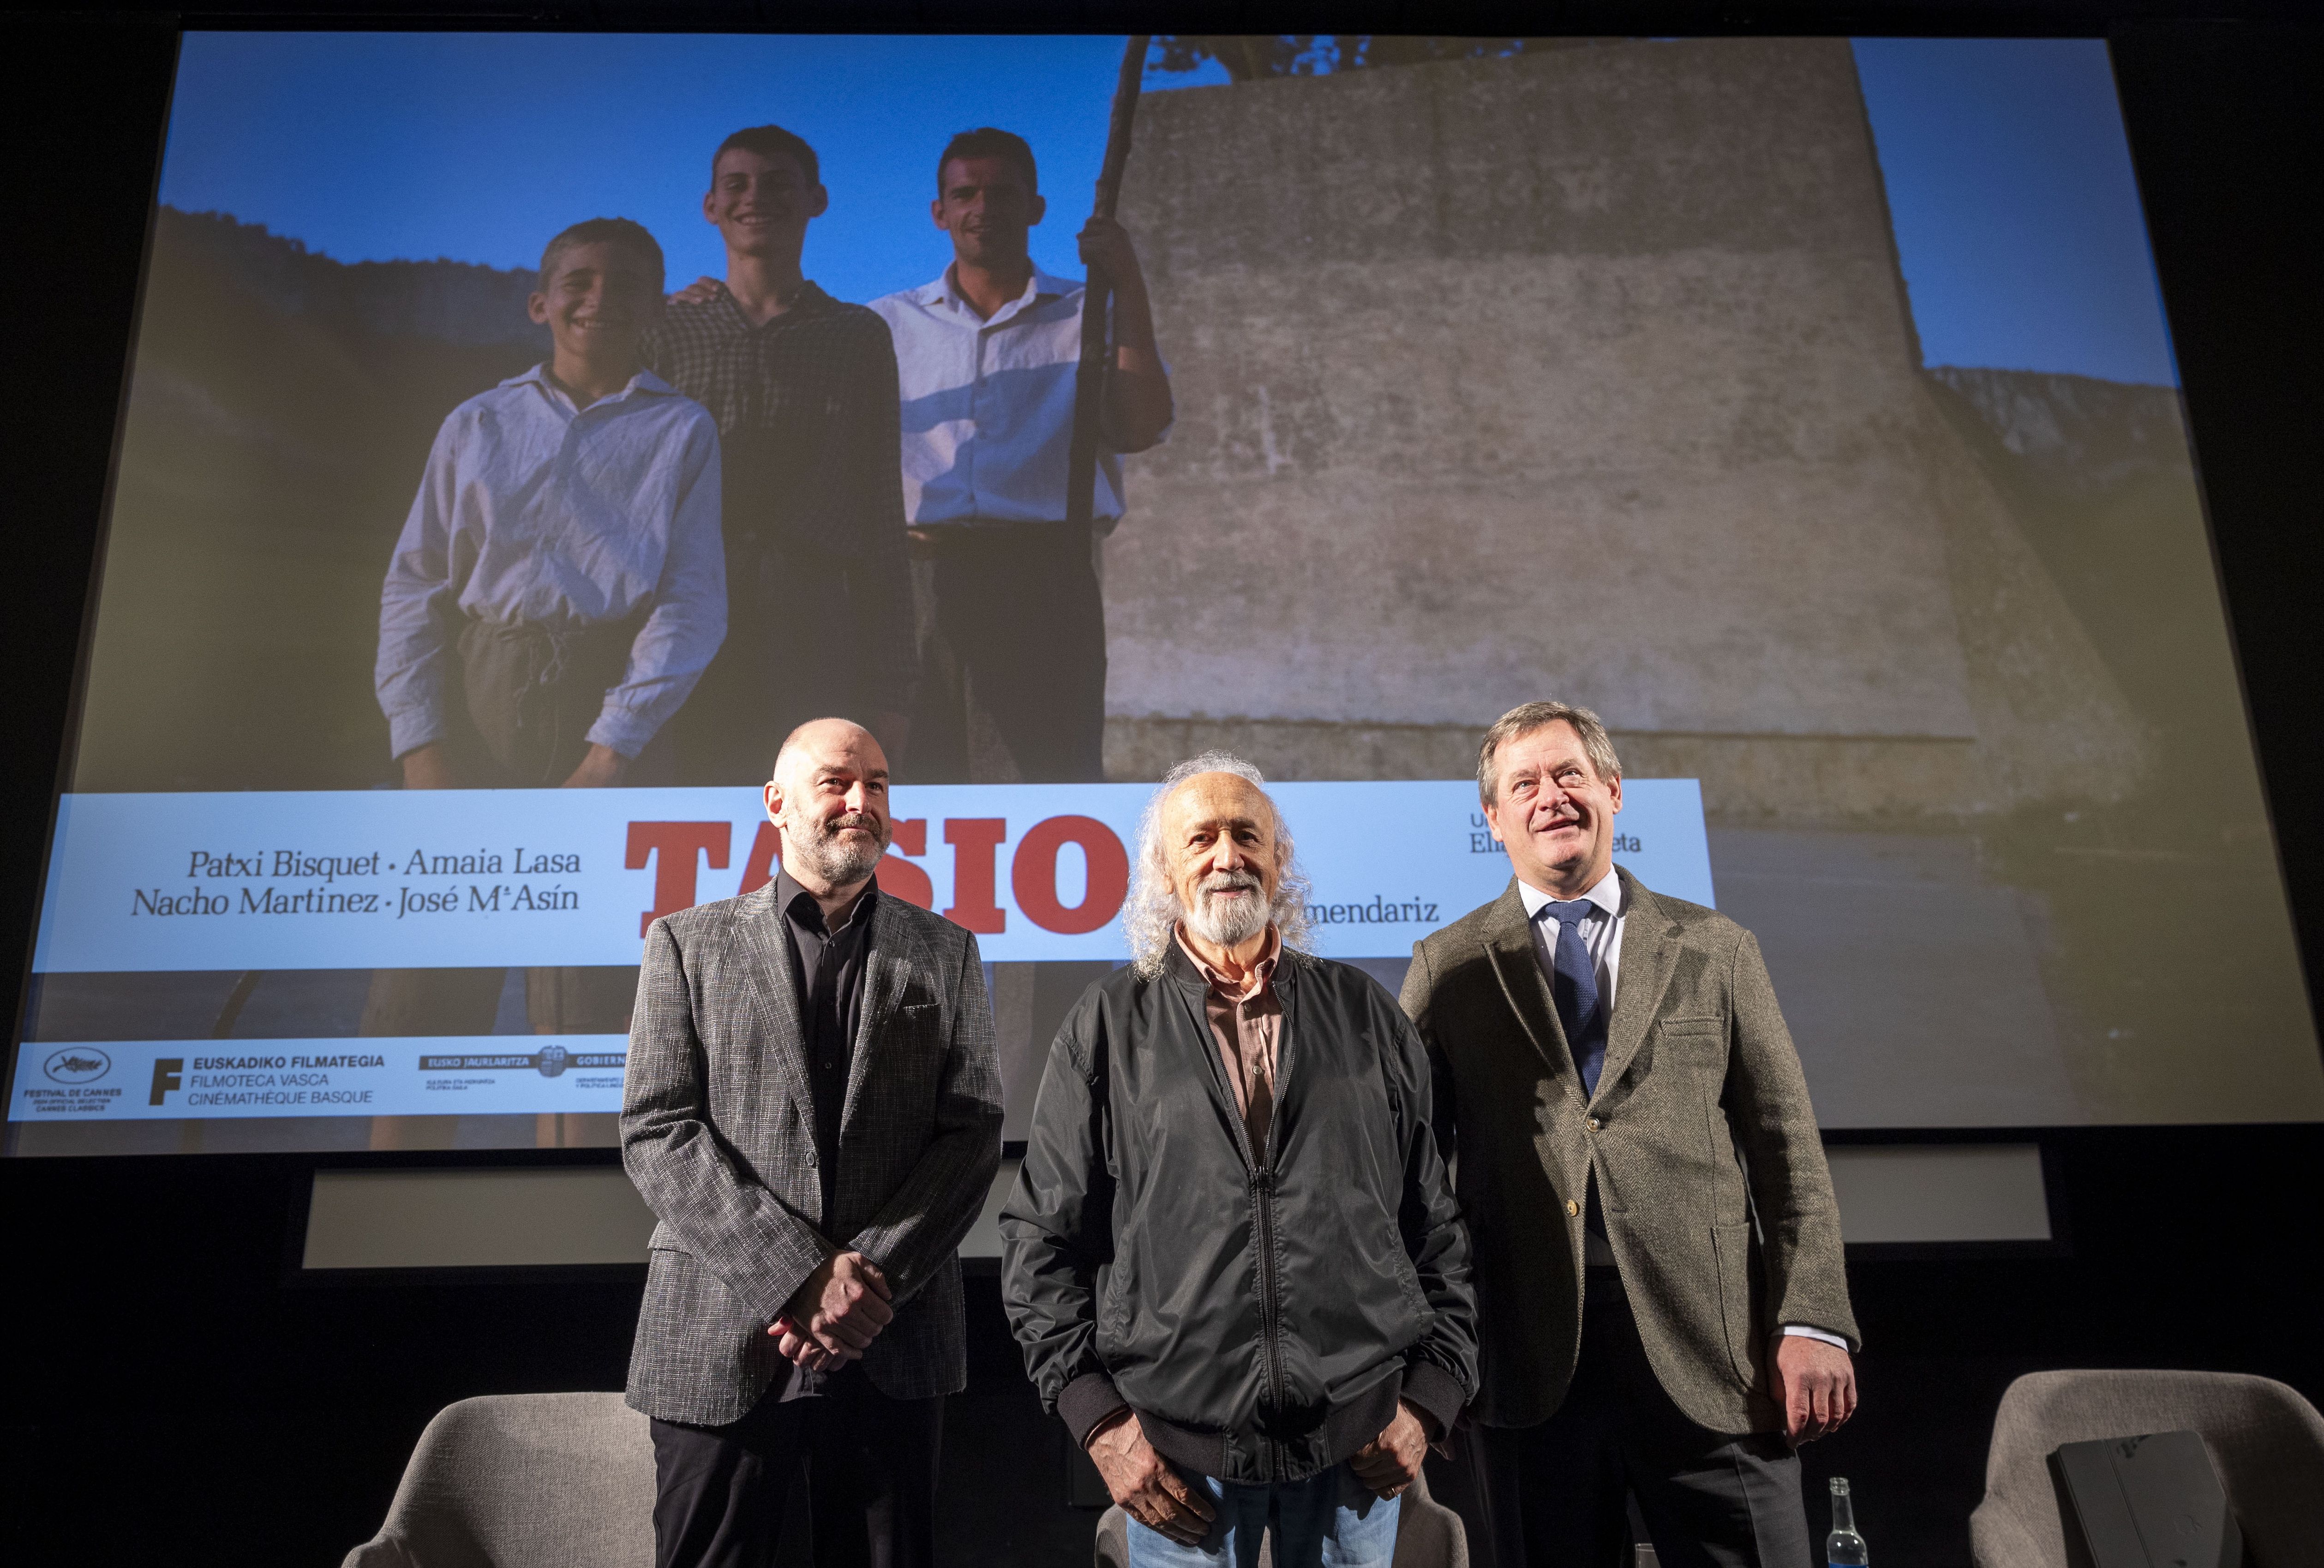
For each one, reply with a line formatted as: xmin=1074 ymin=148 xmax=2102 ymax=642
xmin=673 ymin=545 xmax=899 ymax=787
xmin=1473 ymin=1272 xmax=1811 ymax=1568
xmin=910 ymin=521 xmax=1106 ymax=784
xmin=649 ymin=1371 xmax=944 ymax=1568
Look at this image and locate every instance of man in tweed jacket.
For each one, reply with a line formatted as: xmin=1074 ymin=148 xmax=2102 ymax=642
xmin=1403 ymin=702 xmax=1859 ymax=1568
xmin=623 ymin=718 xmax=1001 ymax=1568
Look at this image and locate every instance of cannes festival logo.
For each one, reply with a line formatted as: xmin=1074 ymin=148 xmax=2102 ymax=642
xmin=43 ymin=1047 xmax=112 ymax=1084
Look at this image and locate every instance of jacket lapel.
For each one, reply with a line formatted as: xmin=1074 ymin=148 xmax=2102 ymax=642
xmin=1479 ymin=879 xmax=1591 ymax=1116
xmin=1163 ymin=941 xmax=1259 ymax=1167
xmin=732 ymin=881 xmax=815 ymax=1104
xmin=1594 ymin=866 xmax=1680 ymax=1107
xmin=838 ymin=893 xmax=922 ymax=1143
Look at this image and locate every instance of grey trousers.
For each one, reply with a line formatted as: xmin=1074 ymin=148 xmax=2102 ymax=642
xmin=1470 ymin=1271 xmax=1812 ymax=1568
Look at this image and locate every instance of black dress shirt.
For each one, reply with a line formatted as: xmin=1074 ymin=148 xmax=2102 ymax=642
xmin=773 ymin=868 xmax=877 ymax=1221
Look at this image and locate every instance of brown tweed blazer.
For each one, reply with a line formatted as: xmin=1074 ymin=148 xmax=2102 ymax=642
xmin=1401 ymin=868 xmax=1857 ymax=1436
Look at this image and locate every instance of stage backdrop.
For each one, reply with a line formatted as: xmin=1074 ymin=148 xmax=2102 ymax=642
xmin=9 ymin=33 xmax=2319 ymax=1154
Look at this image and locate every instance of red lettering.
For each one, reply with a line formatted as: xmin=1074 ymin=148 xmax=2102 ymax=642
xmin=1012 ymin=815 xmax=1129 ymax=934
xmin=737 ymin=821 xmax=780 ymax=896
xmin=626 ymin=821 xmax=732 ymax=936
xmin=942 ymin=819 xmax=1008 ymax=934
xmin=880 ymin=820 xmax=935 ymax=910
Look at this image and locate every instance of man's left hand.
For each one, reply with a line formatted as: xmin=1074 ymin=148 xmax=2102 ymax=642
xmin=560 ymin=743 xmax=627 ymax=789
xmin=1076 ymin=215 xmax=1143 ymax=283
xmin=771 ymin=1313 xmax=845 ymax=1372
xmin=1348 ymin=1400 xmax=1435 ymax=1499
xmin=1771 ymin=1335 xmax=1857 ymax=1445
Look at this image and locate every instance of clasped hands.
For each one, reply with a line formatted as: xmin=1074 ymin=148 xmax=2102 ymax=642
xmin=768 ymin=1251 xmax=893 ymax=1371
xmin=1086 ymin=1399 xmax=1435 ymax=1547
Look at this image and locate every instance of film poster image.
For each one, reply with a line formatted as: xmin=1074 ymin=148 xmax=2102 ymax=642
xmin=12 ymin=34 xmax=2321 ymax=1155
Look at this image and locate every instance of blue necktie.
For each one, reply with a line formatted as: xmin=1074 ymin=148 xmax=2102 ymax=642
xmin=1541 ymin=899 xmax=1608 ymax=1096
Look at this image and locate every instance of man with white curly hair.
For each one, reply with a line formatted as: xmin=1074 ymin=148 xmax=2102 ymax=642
xmin=1003 ymin=753 xmax=1478 ymax=1567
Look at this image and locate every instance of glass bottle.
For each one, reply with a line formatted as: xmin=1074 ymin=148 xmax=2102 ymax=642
xmin=1827 ymin=1478 xmax=1868 ymax=1568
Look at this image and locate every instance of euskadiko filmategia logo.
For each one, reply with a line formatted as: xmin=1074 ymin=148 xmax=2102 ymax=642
xmin=42 ymin=1047 xmax=112 ymax=1084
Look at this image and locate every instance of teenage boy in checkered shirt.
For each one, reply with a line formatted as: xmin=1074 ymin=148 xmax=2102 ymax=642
xmin=652 ymin=125 xmax=915 ymax=786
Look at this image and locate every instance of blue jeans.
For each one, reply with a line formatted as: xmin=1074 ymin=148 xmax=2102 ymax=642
xmin=1124 ymin=1463 xmax=1402 ymax=1568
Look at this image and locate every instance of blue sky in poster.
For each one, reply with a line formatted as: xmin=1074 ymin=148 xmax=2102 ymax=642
xmin=156 ymin=33 xmax=2178 ymax=386
xmin=1850 ymin=37 xmax=2175 ymax=384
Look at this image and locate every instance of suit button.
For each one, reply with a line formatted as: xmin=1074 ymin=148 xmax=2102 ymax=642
xmin=1587 ymin=1117 xmax=1602 ymax=1131
xmin=1565 ymin=1200 xmax=1580 ymax=1217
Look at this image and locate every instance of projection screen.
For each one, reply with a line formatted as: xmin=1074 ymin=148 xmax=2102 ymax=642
xmin=9 ymin=32 xmax=2318 ymax=1154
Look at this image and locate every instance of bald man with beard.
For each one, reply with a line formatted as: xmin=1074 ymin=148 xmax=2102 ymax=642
xmin=623 ymin=718 xmax=1002 ymax=1568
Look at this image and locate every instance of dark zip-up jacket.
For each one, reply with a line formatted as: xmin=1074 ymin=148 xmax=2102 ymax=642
xmin=1001 ymin=942 xmax=1478 ymax=1484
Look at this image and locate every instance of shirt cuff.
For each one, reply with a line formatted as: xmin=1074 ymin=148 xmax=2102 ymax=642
xmin=385 ymin=710 xmax=447 ymax=762
xmin=1057 ymin=1371 xmax=1130 ymax=1450
xmin=583 ymin=709 xmax=653 ymax=760
xmin=1781 ymin=1324 xmax=1851 ymax=1350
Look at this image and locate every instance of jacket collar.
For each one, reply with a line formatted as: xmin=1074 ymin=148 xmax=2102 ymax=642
xmin=732 ymin=876 xmax=932 ymax=1142
xmin=1479 ymin=866 xmax=1683 ymax=1109
xmin=1174 ymin=924 xmax=1282 ymax=1000
xmin=1162 ymin=931 xmax=1307 ymax=993
xmin=1478 ymin=880 xmax=1586 ymax=1113
xmin=838 ymin=892 xmax=929 ymax=1141
xmin=732 ymin=880 xmax=810 ymax=1105
xmin=1598 ymin=866 xmax=1681 ymax=1103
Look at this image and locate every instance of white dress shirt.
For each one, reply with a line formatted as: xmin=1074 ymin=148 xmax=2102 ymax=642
xmin=1515 ymin=865 xmax=1847 ymax=1350
xmin=375 ymin=366 xmax=725 ymax=761
xmin=1517 ymin=866 xmax=1627 ymax=1012
xmin=869 ymin=267 xmax=1165 ymax=530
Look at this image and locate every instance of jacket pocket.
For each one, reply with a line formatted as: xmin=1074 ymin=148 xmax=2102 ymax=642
xmin=1709 ymin=1219 xmax=1761 ymax=1390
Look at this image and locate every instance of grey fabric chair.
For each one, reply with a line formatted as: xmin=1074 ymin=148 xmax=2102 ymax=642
xmin=342 ymin=1392 xmax=656 ymax=1568
xmin=1095 ymin=1464 xmax=1467 ymax=1568
xmin=1970 ymin=1369 xmax=2324 ymax=1568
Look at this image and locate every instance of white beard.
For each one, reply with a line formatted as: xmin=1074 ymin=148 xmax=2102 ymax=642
xmin=1184 ymin=874 xmax=1271 ymax=948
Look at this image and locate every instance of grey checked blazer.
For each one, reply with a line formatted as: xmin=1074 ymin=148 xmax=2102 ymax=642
xmin=622 ymin=881 xmax=1002 ymax=1425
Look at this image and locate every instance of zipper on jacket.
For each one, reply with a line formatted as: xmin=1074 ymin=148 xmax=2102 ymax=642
xmin=1175 ymin=955 xmax=1296 ymax=1480
xmin=1251 ymin=1164 xmax=1286 ymax=1481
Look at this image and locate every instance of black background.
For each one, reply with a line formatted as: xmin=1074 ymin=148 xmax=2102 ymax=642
xmin=2 ymin=7 xmax=2319 ymax=1565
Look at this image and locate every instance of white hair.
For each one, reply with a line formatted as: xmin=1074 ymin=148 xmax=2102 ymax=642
xmin=1123 ymin=751 xmax=1313 ymax=977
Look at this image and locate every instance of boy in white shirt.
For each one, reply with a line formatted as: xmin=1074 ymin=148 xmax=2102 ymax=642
xmin=367 ymin=217 xmax=724 ymax=1049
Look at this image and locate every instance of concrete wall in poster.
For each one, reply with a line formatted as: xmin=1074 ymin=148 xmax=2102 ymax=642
xmin=1106 ymin=38 xmax=2148 ymax=822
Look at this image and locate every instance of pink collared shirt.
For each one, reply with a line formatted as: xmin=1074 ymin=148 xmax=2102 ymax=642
xmin=1175 ymin=924 xmax=1284 ymax=1157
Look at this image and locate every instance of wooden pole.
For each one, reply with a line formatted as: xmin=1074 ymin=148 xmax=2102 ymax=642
xmin=1065 ymin=35 xmax=1150 ymax=531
